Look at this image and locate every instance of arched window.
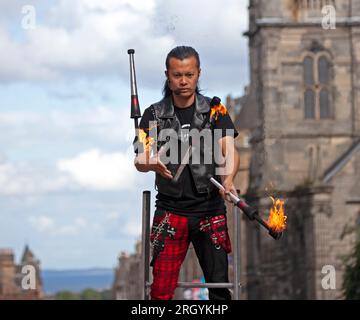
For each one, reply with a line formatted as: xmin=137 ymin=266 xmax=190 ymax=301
xmin=303 ymin=53 xmax=332 ymax=119
xmin=318 ymin=56 xmax=331 ymax=118
xmin=303 ymin=56 xmax=315 ymax=118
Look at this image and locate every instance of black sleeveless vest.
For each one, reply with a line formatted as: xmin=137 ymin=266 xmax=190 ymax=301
xmin=151 ymin=94 xmax=220 ymax=198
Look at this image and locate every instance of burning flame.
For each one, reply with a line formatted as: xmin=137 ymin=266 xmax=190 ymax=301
xmin=267 ymin=196 xmax=287 ymax=233
xmin=210 ymin=103 xmax=227 ymax=121
xmin=138 ymin=128 xmax=155 ymax=151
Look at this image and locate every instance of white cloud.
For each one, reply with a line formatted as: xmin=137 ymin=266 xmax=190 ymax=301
xmin=74 ymin=217 xmax=88 ymax=228
xmin=105 ymin=211 xmax=120 ymax=221
xmin=57 ymin=148 xmax=136 ymax=191
xmin=152 ymin=0 xmax=249 ymax=92
xmin=124 ymin=218 xmax=142 ymax=237
xmin=103 ymin=210 xmax=141 ymax=238
xmin=28 ymin=214 xmax=88 ymax=236
xmin=0 ymin=146 xmax=136 ymax=195
xmin=29 ymin=215 xmax=55 ymax=232
xmin=0 ymin=0 xmax=248 ymax=92
xmin=0 ymin=0 xmax=173 ymax=84
xmin=0 ymin=106 xmax=137 ymax=196
xmin=0 ymin=157 xmax=70 ymax=195
xmin=0 ymin=111 xmax=41 ymax=126
xmin=48 ymin=106 xmax=134 ymax=143
xmin=0 ymin=106 xmax=134 ymax=145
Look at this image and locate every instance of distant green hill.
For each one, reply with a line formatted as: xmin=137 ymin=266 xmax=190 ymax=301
xmin=42 ymin=268 xmax=114 ymax=296
xmin=53 ymin=287 xmax=112 ymax=300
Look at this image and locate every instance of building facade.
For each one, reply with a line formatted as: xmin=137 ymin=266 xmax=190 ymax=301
xmin=239 ymin=0 xmax=360 ymax=299
xmin=0 ymin=245 xmax=43 ymax=300
xmin=112 ymin=241 xmax=143 ymax=299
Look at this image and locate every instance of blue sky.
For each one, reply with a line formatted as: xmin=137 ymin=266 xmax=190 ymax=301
xmin=0 ymin=0 xmax=249 ymax=269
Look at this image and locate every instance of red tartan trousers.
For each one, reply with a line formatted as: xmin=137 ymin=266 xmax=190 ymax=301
xmin=150 ymin=211 xmax=231 ymax=300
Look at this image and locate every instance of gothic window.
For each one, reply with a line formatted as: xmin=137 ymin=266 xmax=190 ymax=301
xmin=303 ymin=53 xmax=332 ymax=119
xmin=304 ymin=56 xmax=315 ymax=118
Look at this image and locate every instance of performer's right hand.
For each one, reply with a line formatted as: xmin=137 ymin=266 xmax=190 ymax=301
xmin=149 ymin=154 xmax=173 ymax=179
xmin=134 ymin=153 xmax=173 ymax=179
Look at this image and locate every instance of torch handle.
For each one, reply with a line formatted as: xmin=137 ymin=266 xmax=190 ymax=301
xmin=210 ymin=177 xmax=258 ymax=216
xmin=209 ymin=178 xmax=252 ymax=215
xmin=236 ymin=200 xmax=257 ymax=221
xmin=128 ymin=49 xmax=142 ymax=155
xmin=209 ymin=177 xmax=282 ymax=240
xmin=128 ymin=49 xmax=141 ymax=120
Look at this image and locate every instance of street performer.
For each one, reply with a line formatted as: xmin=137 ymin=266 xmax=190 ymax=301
xmin=134 ymin=46 xmax=240 ymax=300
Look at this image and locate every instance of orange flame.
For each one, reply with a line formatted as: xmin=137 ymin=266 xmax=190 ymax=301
xmin=210 ymin=104 xmax=227 ymax=121
xmin=267 ymin=197 xmax=287 ymax=233
xmin=138 ymin=128 xmax=155 ymax=151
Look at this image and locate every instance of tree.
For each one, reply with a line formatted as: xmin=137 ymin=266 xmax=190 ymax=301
xmin=343 ymin=232 xmax=360 ymax=299
xmin=80 ymin=288 xmax=101 ymax=300
xmin=54 ymin=290 xmax=79 ymax=300
xmin=53 ymin=288 xmax=112 ymax=300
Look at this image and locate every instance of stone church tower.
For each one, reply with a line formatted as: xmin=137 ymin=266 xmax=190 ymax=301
xmin=18 ymin=245 xmax=43 ymax=298
xmin=242 ymin=0 xmax=360 ymax=299
xmin=0 ymin=245 xmax=43 ymax=299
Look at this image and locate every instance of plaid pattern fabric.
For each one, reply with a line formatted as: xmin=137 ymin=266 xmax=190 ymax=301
xmin=199 ymin=215 xmax=232 ymax=253
xmin=150 ymin=211 xmax=231 ymax=300
xmin=150 ymin=212 xmax=189 ymax=300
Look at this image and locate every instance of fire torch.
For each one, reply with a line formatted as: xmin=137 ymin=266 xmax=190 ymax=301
xmin=128 ymin=49 xmax=142 ymax=152
xmin=210 ymin=177 xmax=284 ymax=240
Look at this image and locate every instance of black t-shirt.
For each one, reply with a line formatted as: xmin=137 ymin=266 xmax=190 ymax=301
xmin=139 ymin=98 xmax=238 ymax=217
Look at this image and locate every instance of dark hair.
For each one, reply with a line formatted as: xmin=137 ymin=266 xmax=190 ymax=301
xmin=162 ymin=46 xmax=201 ymax=97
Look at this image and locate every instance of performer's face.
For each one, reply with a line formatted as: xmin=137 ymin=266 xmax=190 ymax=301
xmin=165 ymin=56 xmax=201 ymax=99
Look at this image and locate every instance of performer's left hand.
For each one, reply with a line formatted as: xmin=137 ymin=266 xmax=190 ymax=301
xmin=220 ymin=176 xmax=237 ymax=203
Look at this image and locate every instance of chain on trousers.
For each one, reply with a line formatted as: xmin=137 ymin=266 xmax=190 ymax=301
xmin=150 ymin=211 xmax=232 ymax=300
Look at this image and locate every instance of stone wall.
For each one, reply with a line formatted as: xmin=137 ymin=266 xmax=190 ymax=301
xmin=243 ymin=0 xmax=360 ymax=299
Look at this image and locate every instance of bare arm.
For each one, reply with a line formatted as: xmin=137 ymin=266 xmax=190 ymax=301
xmin=134 ymin=149 xmax=173 ymax=179
xmin=217 ymin=135 xmax=240 ymax=202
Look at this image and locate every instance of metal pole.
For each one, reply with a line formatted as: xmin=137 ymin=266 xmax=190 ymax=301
xmin=233 ymin=205 xmax=241 ymax=300
xmin=177 ymin=282 xmax=234 ymax=288
xmin=141 ymin=191 xmax=151 ymax=300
